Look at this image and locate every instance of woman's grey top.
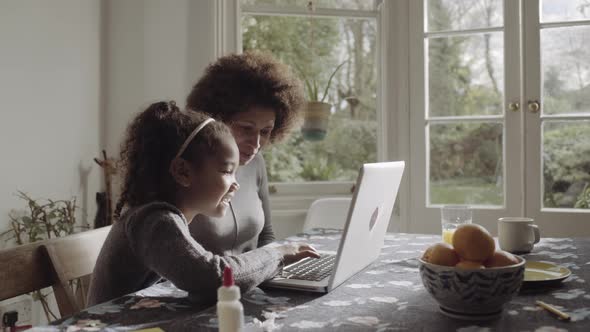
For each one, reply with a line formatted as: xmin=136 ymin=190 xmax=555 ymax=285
xmin=189 ymin=153 xmax=275 ymax=254
xmin=87 ymin=202 xmax=283 ymax=306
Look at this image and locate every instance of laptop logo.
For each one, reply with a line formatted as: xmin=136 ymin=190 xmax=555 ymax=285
xmin=369 ymin=206 xmax=380 ymax=231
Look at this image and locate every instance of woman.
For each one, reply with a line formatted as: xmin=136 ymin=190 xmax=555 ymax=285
xmin=186 ymin=51 xmax=305 ymax=255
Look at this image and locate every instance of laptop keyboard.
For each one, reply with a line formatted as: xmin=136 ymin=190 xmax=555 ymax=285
xmin=281 ymin=254 xmax=336 ymax=281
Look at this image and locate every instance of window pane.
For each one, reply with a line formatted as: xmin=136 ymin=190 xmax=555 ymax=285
xmin=542 ymin=0 xmax=590 ymax=22
xmin=429 ymin=122 xmax=503 ymax=206
xmin=543 ymin=121 xmax=590 ymax=209
xmin=428 ymin=33 xmax=504 ymax=117
xmin=241 ymin=0 xmax=376 ymax=11
xmin=542 ymin=26 xmax=590 ymax=115
xmin=426 ymin=0 xmax=503 ymax=32
xmin=243 ymin=15 xmax=377 ymax=182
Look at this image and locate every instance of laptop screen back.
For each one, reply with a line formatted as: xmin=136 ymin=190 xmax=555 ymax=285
xmin=328 ymin=161 xmax=405 ymax=290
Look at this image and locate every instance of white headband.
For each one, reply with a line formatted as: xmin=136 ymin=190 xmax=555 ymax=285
xmin=174 ymin=118 xmax=215 ymax=159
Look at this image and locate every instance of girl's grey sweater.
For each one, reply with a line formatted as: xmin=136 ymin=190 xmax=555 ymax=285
xmin=87 ymin=202 xmax=283 ymax=306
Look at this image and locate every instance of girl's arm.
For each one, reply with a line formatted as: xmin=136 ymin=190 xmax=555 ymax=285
xmin=126 ymin=204 xmax=282 ymax=302
xmin=257 ymin=155 xmax=276 ymax=247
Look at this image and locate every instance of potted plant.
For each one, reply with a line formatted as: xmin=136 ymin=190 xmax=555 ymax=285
xmin=297 ymin=60 xmax=347 ymax=141
xmin=1 ymin=191 xmax=86 ymax=322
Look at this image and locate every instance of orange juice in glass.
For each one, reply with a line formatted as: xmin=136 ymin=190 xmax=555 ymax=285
xmin=441 ymin=205 xmax=472 ymax=245
xmin=442 ymin=228 xmax=455 ymax=244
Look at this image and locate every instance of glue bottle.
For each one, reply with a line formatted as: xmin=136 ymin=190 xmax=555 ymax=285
xmin=217 ymin=266 xmax=244 ymax=332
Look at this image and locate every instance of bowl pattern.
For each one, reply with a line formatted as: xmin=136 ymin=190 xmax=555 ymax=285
xmin=419 ymin=258 xmax=525 ymax=317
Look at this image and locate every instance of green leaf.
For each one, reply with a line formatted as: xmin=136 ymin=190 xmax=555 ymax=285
xmin=320 ymin=60 xmax=347 ymax=103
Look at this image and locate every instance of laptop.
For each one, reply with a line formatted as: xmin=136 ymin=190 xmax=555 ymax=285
xmin=263 ymin=161 xmax=405 ymax=293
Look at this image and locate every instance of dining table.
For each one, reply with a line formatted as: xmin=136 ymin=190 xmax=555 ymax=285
xmin=33 ymin=228 xmax=590 ymax=331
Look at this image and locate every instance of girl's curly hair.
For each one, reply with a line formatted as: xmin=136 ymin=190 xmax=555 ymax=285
xmin=186 ymin=51 xmax=305 ymax=143
xmin=114 ymin=101 xmax=231 ymax=219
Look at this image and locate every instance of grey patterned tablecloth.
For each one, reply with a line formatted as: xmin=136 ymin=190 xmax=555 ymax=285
xmin=39 ymin=229 xmax=590 ymax=331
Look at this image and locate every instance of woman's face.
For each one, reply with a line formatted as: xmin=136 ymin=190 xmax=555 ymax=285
xmin=229 ymin=107 xmax=276 ymax=165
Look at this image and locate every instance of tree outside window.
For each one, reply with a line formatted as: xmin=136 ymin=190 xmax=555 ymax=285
xmin=241 ymin=0 xmax=378 ymax=182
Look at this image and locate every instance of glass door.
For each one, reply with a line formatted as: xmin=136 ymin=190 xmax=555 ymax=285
xmin=409 ymin=0 xmax=523 ymax=234
xmin=523 ymin=0 xmax=590 ymax=236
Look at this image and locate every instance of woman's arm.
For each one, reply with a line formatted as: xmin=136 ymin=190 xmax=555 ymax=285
xmin=126 ymin=204 xmax=282 ymax=302
xmin=257 ymin=155 xmax=276 ymax=247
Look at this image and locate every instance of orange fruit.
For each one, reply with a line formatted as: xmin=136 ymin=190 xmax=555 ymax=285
xmin=452 ymin=224 xmax=495 ymax=262
xmin=484 ymin=250 xmax=520 ymax=268
xmin=455 ymin=260 xmax=485 ymax=269
xmin=422 ymin=242 xmax=460 ymax=267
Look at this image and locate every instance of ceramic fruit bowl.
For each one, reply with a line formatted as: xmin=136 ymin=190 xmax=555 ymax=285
xmin=418 ymin=256 xmax=525 ymax=320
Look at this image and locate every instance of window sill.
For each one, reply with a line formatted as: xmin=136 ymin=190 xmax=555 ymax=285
xmin=268 ymin=181 xmax=355 ymax=196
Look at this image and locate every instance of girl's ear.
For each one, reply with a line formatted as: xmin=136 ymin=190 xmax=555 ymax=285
xmin=169 ymin=158 xmax=191 ymax=187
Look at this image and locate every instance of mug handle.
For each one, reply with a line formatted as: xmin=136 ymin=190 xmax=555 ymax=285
xmin=529 ymin=224 xmax=540 ymax=244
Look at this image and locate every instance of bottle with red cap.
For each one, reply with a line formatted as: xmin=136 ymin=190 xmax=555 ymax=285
xmin=217 ymin=266 xmax=244 ymax=332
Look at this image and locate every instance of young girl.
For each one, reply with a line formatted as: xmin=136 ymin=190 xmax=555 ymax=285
xmin=87 ymin=101 xmax=318 ymax=306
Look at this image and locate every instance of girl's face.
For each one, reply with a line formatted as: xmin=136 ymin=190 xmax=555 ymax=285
xmin=229 ymin=107 xmax=276 ymax=165
xmin=188 ymin=135 xmax=240 ymax=217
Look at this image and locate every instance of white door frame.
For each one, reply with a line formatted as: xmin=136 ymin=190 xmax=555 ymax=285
xmin=408 ymin=0 xmax=523 ymax=235
xmin=523 ymin=0 xmax=590 ymax=236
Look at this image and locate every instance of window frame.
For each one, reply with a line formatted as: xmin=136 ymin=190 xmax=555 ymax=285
xmin=235 ymin=1 xmax=391 ymax=199
xmin=522 ymin=0 xmax=590 ymax=232
xmin=224 ymin=0 xmax=590 ymax=235
xmin=407 ymin=0 xmax=524 ymax=235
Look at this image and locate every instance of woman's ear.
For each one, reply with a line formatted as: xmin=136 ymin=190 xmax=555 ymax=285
xmin=169 ymin=158 xmax=191 ymax=187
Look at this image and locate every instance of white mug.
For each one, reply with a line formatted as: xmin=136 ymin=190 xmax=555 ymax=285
xmin=498 ymin=217 xmax=541 ymax=254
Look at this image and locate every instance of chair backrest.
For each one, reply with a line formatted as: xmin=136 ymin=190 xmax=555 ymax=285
xmin=303 ymin=197 xmax=352 ymax=231
xmin=0 ymin=241 xmax=54 ymax=302
xmin=44 ymin=226 xmax=111 ymax=317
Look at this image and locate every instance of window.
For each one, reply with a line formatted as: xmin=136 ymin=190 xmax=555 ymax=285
xmin=233 ymin=0 xmax=590 ymax=235
xmin=523 ymin=0 xmax=590 ymax=229
xmin=240 ymin=0 xmax=380 ymax=185
xmin=408 ymin=0 xmax=590 ymax=236
xmin=425 ymin=0 xmax=505 ymax=207
xmin=536 ymin=0 xmax=590 ymax=210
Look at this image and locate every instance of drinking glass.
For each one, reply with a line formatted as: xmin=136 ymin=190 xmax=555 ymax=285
xmin=441 ymin=205 xmax=472 ymax=244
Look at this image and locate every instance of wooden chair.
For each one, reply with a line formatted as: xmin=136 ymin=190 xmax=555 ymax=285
xmin=43 ymin=226 xmax=111 ymax=317
xmin=0 ymin=241 xmax=54 ymax=302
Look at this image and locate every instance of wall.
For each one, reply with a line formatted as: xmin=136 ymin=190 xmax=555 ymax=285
xmin=0 ymin=0 xmax=103 ymax=325
xmin=0 ymin=0 xmax=103 ymax=247
xmin=0 ymin=0 xmax=223 ymax=238
xmin=104 ymin=0 xmax=217 ymax=158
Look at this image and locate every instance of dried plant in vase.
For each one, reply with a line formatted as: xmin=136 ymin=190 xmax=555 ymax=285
xmin=1 ymin=191 xmax=87 ymax=321
xmin=94 ymin=149 xmax=117 ymax=227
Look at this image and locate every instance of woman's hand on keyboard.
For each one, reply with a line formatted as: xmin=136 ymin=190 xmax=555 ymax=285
xmin=277 ymin=243 xmax=320 ymax=266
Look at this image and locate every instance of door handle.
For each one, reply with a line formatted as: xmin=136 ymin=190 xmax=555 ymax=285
xmin=528 ymin=100 xmax=540 ymax=113
xmin=508 ymin=102 xmax=520 ymax=112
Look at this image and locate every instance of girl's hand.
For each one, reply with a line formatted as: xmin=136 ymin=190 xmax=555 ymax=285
xmin=277 ymin=243 xmax=321 ymax=266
